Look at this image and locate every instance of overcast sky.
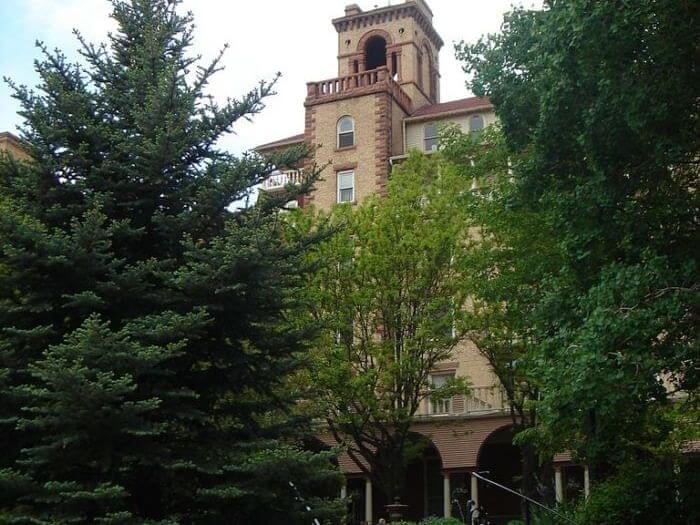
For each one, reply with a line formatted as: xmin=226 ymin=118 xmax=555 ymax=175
xmin=0 ymin=0 xmax=540 ymax=154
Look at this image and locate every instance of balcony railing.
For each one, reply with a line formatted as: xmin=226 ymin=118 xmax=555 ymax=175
xmin=420 ymin=385 xmax=510 ymax=418
xmin=261 ymin=169 xmax=302 ymax=192
xmin=306 ymin=66 xmax=413 ymax=113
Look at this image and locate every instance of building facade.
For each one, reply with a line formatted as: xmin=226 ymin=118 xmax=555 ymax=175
xmin=0 ymin=132 xmax=30 ymax=162
xmin=257 ymin=3 xmax=584 ymax=523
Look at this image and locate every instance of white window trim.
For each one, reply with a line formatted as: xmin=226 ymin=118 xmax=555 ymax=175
xmin=337 ymin=170 xmax=355 ymax=203
xmin=424 ymin=122 xmax=439 ymax=152
xmin=429 ymin=372 xmax=455 ymax=416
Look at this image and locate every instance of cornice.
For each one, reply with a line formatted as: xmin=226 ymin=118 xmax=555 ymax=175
xmin=332 ymin=2 xmax=443 ymax=50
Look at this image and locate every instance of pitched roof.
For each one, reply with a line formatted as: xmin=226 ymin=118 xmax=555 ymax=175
xmin=255 ymin=133 xmax=306 ymax=152
xmin=0 ymin=131 xmax=24 ymax=145
xmin=407 ymin=96 xmax=492 ymax=121
xmin=0 ymin=131 xmax=31 ymax=159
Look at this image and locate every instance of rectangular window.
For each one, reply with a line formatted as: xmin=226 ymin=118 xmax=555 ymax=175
xmin=430 ymin=372 xmax=454 ymax=415
xmin=338 ymin=130 xmax=354 ymax=148
xmin=424 ymin=122 xmax=438 ymax=152
xmin=337 ymin=170 xmax=354 ymax=203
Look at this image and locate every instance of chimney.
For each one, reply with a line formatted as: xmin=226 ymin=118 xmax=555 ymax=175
xmin=344 ymin=4 xmax=362 ymax=16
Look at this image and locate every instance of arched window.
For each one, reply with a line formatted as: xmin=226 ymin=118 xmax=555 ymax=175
xmin=337 ymin=116 xmax=355 ymax=148
xmin=417 ymin=51 xmax=423 ymax=89
xmin=424 ymin=122 xmax=438 ymax=152
xmin=469 ymin=114 xmax=484 ymax=134
xmin=422 ymin=44 xmax=432 ymax=96
xmin=364 ymin=36 xmax=387 ymax=70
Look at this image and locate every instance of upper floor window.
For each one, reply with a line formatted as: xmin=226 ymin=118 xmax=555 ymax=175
xmin=417 ymin=52 xmax=424 ymax=89
xmin=424 ymin=122 xmax=438 ymax=152
xmin=337 ymin=170 xmax=355 ymax=203
xmin=469 ymin=114 xmax=484 ymax=134
xmin=430 ymin=372 xmax=455 ymax=415
xmin=337 ymin=116 xmax=355 ymax=148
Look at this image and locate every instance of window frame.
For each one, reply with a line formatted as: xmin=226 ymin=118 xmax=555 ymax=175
xmin=469 ymin=114 xmax=484 ymax=134
xmin=429 ymin=372 xmax=455 ymax=415
xmin=337 ymin=169 xmax=355 ymax=203
xmin=337 ymin=116 xmax=355 ymax=149
xmin=423 ymin=121 xmax=439 ymax=152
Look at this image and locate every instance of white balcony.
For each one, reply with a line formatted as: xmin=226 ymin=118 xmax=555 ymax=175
xmin=420 ymin=385 xmax=509 ymax=418
xmin=261 ymin=169 xmax=302 ymax=192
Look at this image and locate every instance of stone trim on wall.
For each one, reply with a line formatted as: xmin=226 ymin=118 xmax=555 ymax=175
xmin=301 ymin=105 xmax=317 ymax=207
xmin=356 ymin=27 xmax=394 ymax=52
xmin=374 ymin=92 xmax=392 ymax=196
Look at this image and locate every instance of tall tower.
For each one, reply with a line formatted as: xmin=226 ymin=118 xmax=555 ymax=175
xmin=302 ymin=1 xmax=443 ymax=210
xmin=334 ymin=1 xmax=442 ymax=107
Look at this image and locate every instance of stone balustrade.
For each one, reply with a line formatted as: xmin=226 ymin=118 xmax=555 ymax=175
xmin=421 ymin=385 xmax=510 ymax=418
xmin=305 ymin=66 xmax=412 ymax=113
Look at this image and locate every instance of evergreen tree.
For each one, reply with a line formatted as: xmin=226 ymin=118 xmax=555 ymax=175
xmin=0 ymin=1 xmax=342 ymax=523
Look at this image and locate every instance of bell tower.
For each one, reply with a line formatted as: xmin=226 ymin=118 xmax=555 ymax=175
xmin=300 ymin=1 xmax=443 ymax=211
xmin=333 ymin=1 xmax=443 ymax=107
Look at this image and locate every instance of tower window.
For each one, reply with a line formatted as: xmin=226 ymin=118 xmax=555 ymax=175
xmin=469 ymin=114 xmax=484 ymax=134
xmin=364 ymin=36 xmax=387 ymax=70
xmin=424 ymin=122 xmax=438 ymax=152
xmin=337 ymin=116 xmax=355 ymax=148
xmin=337 ymin=170 xmax=355 ymax=203
xmin=417 ymin=51 xmax=423 ymax=89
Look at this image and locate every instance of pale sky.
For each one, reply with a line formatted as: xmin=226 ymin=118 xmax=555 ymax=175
xmin=0 ymin=0 xmax=541 ymax=154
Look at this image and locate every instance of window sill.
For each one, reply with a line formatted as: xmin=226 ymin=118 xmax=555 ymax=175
xmin=335 ymin=145 xmax=357 ymax=153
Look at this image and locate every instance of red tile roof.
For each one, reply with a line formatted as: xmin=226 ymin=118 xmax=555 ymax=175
xmin=255 ymin=133 xmax=306 ymax=151
xmin=408 ymin=96 xmax=492 ymax=120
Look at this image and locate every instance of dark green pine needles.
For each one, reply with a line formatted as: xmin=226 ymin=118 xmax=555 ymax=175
xmin=0 ymin=1 xmax=342 ymax=523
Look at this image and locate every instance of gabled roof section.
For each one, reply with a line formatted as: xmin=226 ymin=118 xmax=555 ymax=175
xmin=0 ymin=131 xmax=25 ymax=147
xmin=255 ymin=133 xmax=306 ymax=152
xmin=406 ymin=96 xmax=492 ymax=122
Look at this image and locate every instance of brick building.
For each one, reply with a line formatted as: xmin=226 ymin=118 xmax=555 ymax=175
xmin=256 ymin=2 xmax=586 ymax=524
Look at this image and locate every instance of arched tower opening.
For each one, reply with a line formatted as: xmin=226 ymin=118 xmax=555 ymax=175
xmin=365 ymin=35 xmax=387 ymax=71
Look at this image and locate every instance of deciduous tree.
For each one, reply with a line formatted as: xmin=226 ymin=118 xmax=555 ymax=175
xmin=295 ymin=153 xmax=471 ymax=506
xmin=457 ymin=0 xmax=699 ymax=521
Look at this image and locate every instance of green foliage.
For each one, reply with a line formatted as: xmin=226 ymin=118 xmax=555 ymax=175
xmin=392 ymin=518 xmax=463 ymax=525
xmin=420 ymin=517 xmax=465 ymax=525
xmin=293 ymin=151 xmax=472 ymax=502
xmin=456 ymin=0 xmax=699 ymax=521
xmin=441 ymin=124 xmax=561 ymax=500
xmin=573 ymin=457 xmax=700 ymax=525
xmin=0 ymin=0 xmax=341 ymax=523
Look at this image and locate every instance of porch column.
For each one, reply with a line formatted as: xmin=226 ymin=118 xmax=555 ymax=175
xmin=554 ymin=466 xmax=564 ymax=503
xmin=584 ymin=466 xmax=591 ymax=499
xmin=365 ymin=477 xmax=373 ymax=524
xmin=340 ymin=482 xmax=347 ymax=500
xmin=443 ymin=473 xmax=451 ymax=517
xmin=470 ymin=472 xmax=479 ymax=506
